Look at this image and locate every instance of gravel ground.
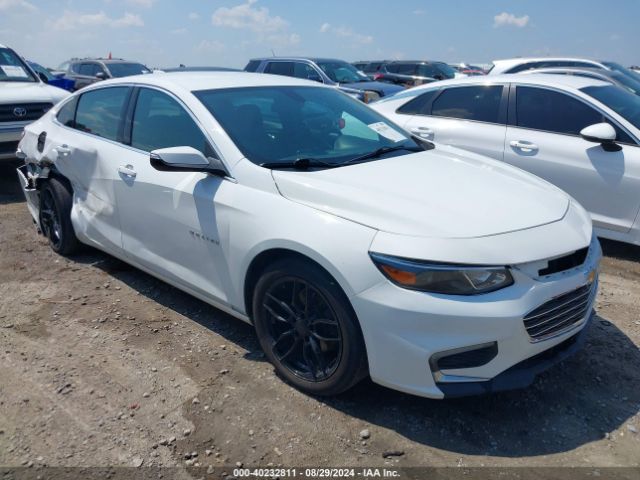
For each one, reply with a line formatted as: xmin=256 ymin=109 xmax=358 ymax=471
xmin=0 ymin=159 xmax=639 ymax=476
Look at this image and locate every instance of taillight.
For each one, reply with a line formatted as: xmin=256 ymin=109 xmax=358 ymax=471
xmin=373 ymin=73 xmax=382 ymax=80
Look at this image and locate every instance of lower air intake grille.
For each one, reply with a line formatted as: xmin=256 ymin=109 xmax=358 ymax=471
xmin=524 ymin=282 xmax=596 ymax=341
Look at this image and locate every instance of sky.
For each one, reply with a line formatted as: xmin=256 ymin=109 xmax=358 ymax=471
xmin=1 ymin=0 xmax=638 ymax=69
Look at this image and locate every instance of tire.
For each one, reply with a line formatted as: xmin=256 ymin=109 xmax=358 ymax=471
xmin=252 ymin=258 xmax=368 ymax=396
xmin=39 ymin=177 xmax=80 ymax=256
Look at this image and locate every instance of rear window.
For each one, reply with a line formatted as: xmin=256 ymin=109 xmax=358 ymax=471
xmin=244 ymin=60 xmax=261 ymax=72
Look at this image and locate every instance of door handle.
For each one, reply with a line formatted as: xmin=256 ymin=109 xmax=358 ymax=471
xmin=410 ymin=127 xmax=434 ymax=140
xmin=118 ymin=165 xmax=137 ymax=178
xmin=510 ymin=140 xmax=538 ymax=153
xmin=56 ymin=144 xmax=71 ymax=157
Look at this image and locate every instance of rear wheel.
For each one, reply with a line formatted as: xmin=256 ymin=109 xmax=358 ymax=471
xmin=40 ymin=178 xmax=80 ymax=255
xmin=253 ymin=258 xmax=367 ymax=396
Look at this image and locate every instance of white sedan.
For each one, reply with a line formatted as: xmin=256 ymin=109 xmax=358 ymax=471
xmin=371 ymin=74 xmax=640 ymax=246
xmin=17 ymin=72 xmax=600 ymax=399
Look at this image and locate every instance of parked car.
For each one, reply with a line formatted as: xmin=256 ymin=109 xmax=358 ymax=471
xmin=631 ymin=66 xmax=640 ymax=73
xmin=520 ymin=67 xmax=640 ymax=96
xmin=17 ymin=72 xmax=600 ymax=399
xmin=245 ymin=57 xmax=403 ymax=103
xmin=450 ymin=63 xmax=486 ymax=76
xmin=351 ymin=60 xmax=389 ymax=76
xmin=0 ymin=43 xmax=69 ymax=161
xmin=371 ymin=74 xmax=640 ymax=246
xmin=56 ymin=57 xmax=151 ymax=90
xmin=488 ymin=57 xmax=639 ymax=78
xmin=373 ymin=60 xmax=463 ymax=87
xmin=28 ymin=61 xmax=75 ymax=92
xmin=158 ymin=66 xmax=240 ymax=73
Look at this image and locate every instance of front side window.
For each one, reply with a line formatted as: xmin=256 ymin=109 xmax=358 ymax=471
xmin=79 ymin=63 xmax=99 ymax=76
xmin=416 ymin=64 xmax=439 ymax=78
xmin=194 ymin=86 xmax=417 ymax=165
xmin=394 ymin=63 xmax=417 ymax=75
xmin=431 ymin=86 xmax=503 ymax=123
xmin=432 ymin=62 xmax=457 ymax=79
xmin=516 ymin=87 xmax=603 ymax=135
xmin=0 ymin=47 xmax=37 ymax=82
xmin=131 ymin=88 xmax=210 ymax=154
xmin=293 ymin=63 xmax=322 ymax=82
xmin=74 ymin=87 xmax=129 ymax=141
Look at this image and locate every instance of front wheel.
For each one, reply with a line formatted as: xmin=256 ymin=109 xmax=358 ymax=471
xmin=253 ymin=258 xmax=368 ymax=396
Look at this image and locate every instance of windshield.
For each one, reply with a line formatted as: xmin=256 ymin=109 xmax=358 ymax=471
xmin=316 ymin=61 xmax=369 ymax=83
xmin=582 ymin=85 xmax=640 ymax=130
xmin=106 ymin=62 xmax=150 ymax=78
xmin=28 ymin=62 xmax=53 ymax=81
xmin=434 ymin=62 xmax=457 ymax=78
xmin=0 ymin=48 xmax=37 ymax=82
xmin=194 ymin=86 xmax=419 ymax=166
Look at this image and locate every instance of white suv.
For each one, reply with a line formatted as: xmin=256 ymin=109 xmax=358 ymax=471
xmin=17 ymin=72 xmax=600 ymax=398
xmin=1 ymin=43 xmax=69 ymax=161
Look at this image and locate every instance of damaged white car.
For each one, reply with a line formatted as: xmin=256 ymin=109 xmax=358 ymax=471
xmin=17 ymin=72 xmax=601 ymax=398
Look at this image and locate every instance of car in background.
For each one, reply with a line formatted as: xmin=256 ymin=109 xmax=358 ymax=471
xmin=631 ymin=66 xmax=640 ymax=73
xmin=488 ymin=57 xmax=640 ymax=79
xmin=28 ymin=61 xmax=75 ymax=92
xmin=520 ymin=67 xmax=640 ymax=96
xmin=157 ymin=66 xmax=240 ymax=73
xmin=245 ymin=57 xmax=403 ymax=103
xmin=373 ymin=60 xmax=463 ymax=87
xmin=370 ymin=74 xmax=640 ymax=246
xmin=16 ymin=71 xmax=600 ymax=399
xmin=352 ymin=60 xmax=389 ymax=76
xmin=56 ymin=57 xmax=151 ymax=90
xmin=450 ymin=63 xmax=486 ymax=76
xmin=0 ymin=43 xmax=69 ymax=161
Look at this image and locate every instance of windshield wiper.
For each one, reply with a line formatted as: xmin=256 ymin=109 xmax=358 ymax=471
xmin=342 ymin=144 xmax=424 ymax=166
xmin=259 ymin=158 xmax=339 ymax=170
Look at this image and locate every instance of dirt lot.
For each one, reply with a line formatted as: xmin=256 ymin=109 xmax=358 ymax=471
xmin=0 ymin=159 xmax=639 ymax=476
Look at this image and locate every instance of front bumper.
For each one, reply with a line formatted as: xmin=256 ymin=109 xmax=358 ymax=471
xmin=0 ymin=122 xmax=27 ymax=160
xmin=351 ymin=239 xmax=601 ymax=399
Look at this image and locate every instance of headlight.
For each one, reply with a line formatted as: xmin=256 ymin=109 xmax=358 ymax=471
xmin=370 ymin=253 xmax=514 ymax=295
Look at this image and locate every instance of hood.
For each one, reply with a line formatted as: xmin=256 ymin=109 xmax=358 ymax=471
xmin=273 ymin=146 xmax=570 ymax=239
xmin=0 ymin=81 xmax=69 ymax=104
xmin=340 ymin=81 xmax=404 ymax=97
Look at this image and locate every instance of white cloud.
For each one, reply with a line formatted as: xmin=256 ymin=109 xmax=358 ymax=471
xmin=266 ymin=32 xmax=301 ymax=47
xmin=125 ymin=0 xmax=155 ymax=8
xmin=493 ymin=12 xmax=530 ymax=28
xmin=0 ymin=0 xmax=36 ymax=11
xmin=197 ymin=39 xmax=226 ymax=53
xmin=412 ymin=9 xmax=426 ymax=15
xmin=319 ymin=23 xmax=373 ymax=45
xmin=212 ymin=0 xmax=287 ymax=33
xmin=188 ymin=12 xmax=200 ymax=21
xmin=51 ymin=11 xmax=144 ymax=31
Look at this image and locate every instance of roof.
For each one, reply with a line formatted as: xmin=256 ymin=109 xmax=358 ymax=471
xmin=249 ymin=57 xmax=346 ymax=63
xmin=491 ymin=57 xmax=604 ymax=69
xmin=404 ymin=73 xmax=612 ymax=93
xmin=94 ymin=71 xmax=327 ymax=92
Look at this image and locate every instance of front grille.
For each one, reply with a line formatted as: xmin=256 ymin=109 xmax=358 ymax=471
xmin=0 ymin=140 xmax=19 ymax=155
xmin=0 ymin=103 xmax=53 ymax=122
xmin=524 ymin=282 xmax=596 ymax=341
xmin=539 ymin=247 xmax=589 ymax=276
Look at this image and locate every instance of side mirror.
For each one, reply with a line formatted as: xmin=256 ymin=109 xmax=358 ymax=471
xmin=95 ymin=72 xmax=107 ymax=80
xmin=150 ymin=146 xmax=228 ymax=176
xmin=580 ymin=123 xmax=621 ymax=152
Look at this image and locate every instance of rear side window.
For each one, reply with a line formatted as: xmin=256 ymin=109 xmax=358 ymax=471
xmin=244 ymin=60 xmax=261 ymax=72
xmin=74 ymin=87 xmax=129 ymax=141
xmin=56 ymin=97 xmax=78 ymax=127
xmin=516 ymin=87 xmax=603 ymax=135
xmin=293 ymin=63 xmax=321 ymax=81
xmin=79 ymin=63 xmax=97 ymax=76
xmin=394 ymin=63 xmax=417 ymax=75
xmin=264 ymin=62 xmax=294 ymax=77
xmin=416 ymin=64 xmax=439 ymax=78
xmin=431 ymin=86 xmax=503 ymax=123
xmin=131 ymin=88 xmax=210 ymax=154
xmin=397 ymin=89 xmax=439 ymax=115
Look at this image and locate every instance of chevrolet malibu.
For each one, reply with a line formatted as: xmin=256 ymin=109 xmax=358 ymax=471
xmin=17 ymin=73 xmax=601 ymax=398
